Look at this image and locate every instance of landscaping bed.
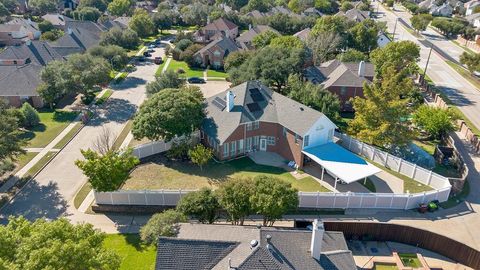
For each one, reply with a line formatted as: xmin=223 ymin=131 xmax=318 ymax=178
xmin=124 ymin=155 xmax=329 ymax=192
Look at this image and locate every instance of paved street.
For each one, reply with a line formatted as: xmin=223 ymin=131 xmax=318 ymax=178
xmin=0 ymin=45 xmax=165 ymax=222
xmin=376 ymin=2 xmax=480 ymax=131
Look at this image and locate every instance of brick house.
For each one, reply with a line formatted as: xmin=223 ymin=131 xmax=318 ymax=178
xmin=304 ymin=60 xmax=374 ymax=111
xmin=201 ymin=81 xmax=337 ymax=168
xmin=0 ymin=18 xmax=41 ymax=46
xmin=236 ymin=25 xmax=279 ymax=50
xmin=194 ymin=18 xmax=238 ymax=44
xmin=193 ymin=36 xmax=240 ymax=69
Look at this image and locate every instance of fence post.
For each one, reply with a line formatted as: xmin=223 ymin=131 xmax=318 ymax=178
xmin=422 ymin=192 xmax=426 ymax=203
xmin=385 ymin=153 xmax=389 ymax=167
xmin=151 ymin=143 xmax=155 ymax=156
xmin=110 ymin=192 xmax=113 ymax=205
xmin=435 ymin=189 xmax=439 ymax=200
xmin=397 ymin=159 xmax=402 ymax=173
xmin=162 ymin=190 xmax=165 ymax=205
xmin=374 ymin=195 xmax=378 ymax=208
xmin=346 ymin=192 xmax=351 ymax=208
xmin=359 ymin=194 xmax=363 ymax=208
xmin=411 ymin=164 xmax=417 ymax=179
xmin=316 ymin=192 xmax=319 ymax=208
xmin=360 ymin=142 xmax=364 ymax=156
xmin=145 ymin=191 xmax=148 ymax=205
xmin=333 ymin=193 xmax=337 ymax=208
xmin=127 ymin=193 xmax=131 ymax=205
xmin=299 ymin=192 xmax=302 ymax=207
xmin=427 ymin=171 xmax=433 ymax=186
xmin=389 ymin=195 xmax=394 ymax=209
xmin=348 ymin=135 xmax=353 ymax=150
xmin=404 ymin=194 xmax=410 ymax=210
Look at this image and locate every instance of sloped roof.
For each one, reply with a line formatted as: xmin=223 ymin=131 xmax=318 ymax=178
xmin=236 ymin=25 xmax=279 ymax=49
xmin=155 ymin=238 xmax=239 ymax=270
xmin=293 ymin=27 xmax=311 ymax=41
xmin=245 ymin=10 xmax=265 ymax=19
xmin=304 ymin=59 xmax=374 ymax=88
xmin=50 ymin=22 xmax=105 ymax=56
xmin=203 ymin=18 xmax=238 ymax=31
xmin=0 ymin=24 xmax=23 ymax=32
xmin=237 ymin=229 xmax=356 ymax=270
xmin=6 ymin=18 xmax=39 ymax=33
xmin=202 ymin=81 xmax=324 ymax=144
xmin=195 ymin=36 xmax=240 ymax=56
xmin=41 ymin=14 xmax=73 ymax=27
xmin=0 ymin=40 xmax=64 ymax=65
xmin=0 ymin=64 xmax=42 ymax=96
xmin=336 ymin=9 xmax=370 ymax=22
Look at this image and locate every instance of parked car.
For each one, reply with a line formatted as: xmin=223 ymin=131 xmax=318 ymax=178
xmin=187 ymin=77 xmax=206 ymax=84
xmin=154 ymin=57 xmax=163 ymax=65
xmin=143 ymin=51 xmax=151 ymax=57
xmin=147 ymin=48 xmax=155 ymax=53
xmin=148 ymin=44 xmax=156 ymax=49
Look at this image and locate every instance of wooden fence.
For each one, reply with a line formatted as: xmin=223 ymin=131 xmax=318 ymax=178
xmin=323 ymin=221 xmax=480 ymax=269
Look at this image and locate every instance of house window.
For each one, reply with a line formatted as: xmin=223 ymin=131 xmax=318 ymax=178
xmin=246 ymin=137 xmax=252 ymax=151
xmin=340 ymin=87 xmax=347 ymax=96
xmin=304 ymin=135 xmax=309 ymax=147
xmin=214 ymin=50 xmax=221 ymax=56
xmin=238 ymin=139 xmax=244 ymax=153
xmin=246 ymin=122 xmax=252 ymax=131
xmin=267 ymin=136 xmax=275 ymax=146
xmin=253 ymin=121 xmax=259 ymax=130
xmin=294 ymin=134 xmax=300 ymax=144
xmin=282 ymin=127 xmax=287 ymax=137
xmin=230 ymin=141 xmax=236 ymax=156
xmin=223 ymin=143 xmax=229 ymax=158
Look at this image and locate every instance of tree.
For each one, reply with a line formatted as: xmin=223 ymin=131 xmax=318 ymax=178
xmin=337 ymin=48 xmax=368 ymax=62
xmin=132 ymin=86 xmax=205 ymax=141
xmin=385 ymin=0 xmax=394 ymax=7
xmin=88 ymin=45 xmax=129 ymax=70
xmin=179 ymin=2 xmax=210 ymax=26
xmin=0 ymin=100 xmax=25 ymax=169
xmin=348 ymin=19 xmax=380 ymax=53
xmin=0 ymin=2 xmax=10 ymax=18
xmin=270 ymin=35 xmax=305 ymax=50
xmin=72 ymin=7 xmax=101 ymax=21
xmin=75 ymin=148 xmax=139 ymax=192
xmin=314 ymin=0 xmax=336 ymax=14
xmin=28 ymin=0 xmax=58 ymax=14
xmin=140 ymin=210 xmax=187 ymax=244
xmin=188 ymin=144 xmax=213 ymax=170
xmin=288 ymin=0 xmax=310 ymax=13
xmin=246 ymin=0 xmax=272 ymax=12
xmin=176 ymin=39 xmax=193 ymax=51
xmin=307 ymin=31 xmax=342 ymax=64
xmin=176 ymin=188 xmax=220 ymax=224
xmin=40 ymin=29 xmax=63 ymax=41
xmin=68 ymin=53 xmax=111 ymax=94
xmin=431 ymin=17 xmax=467 ymax=37
xmin=217 ymin=177 xmax=254 ymax=225
xmin=411 ymin=13 xmax=433 ymax=32
xmin=180 ymin=44 xmax=203 ymax=67
xmin=224 ymin=50 xmax=252 ymax=71
xmin=107 ymin=0 xmax=132 ymax=16
xmin=340 ymin=1 xmax=353 ymax=11
xmin=152 ymin=9 xmax=176 ymax=33
xmin=0 ymin=0 xmax=16 ymax=11
xmin=413 ymin=105 xmax=455 ymax=139
xmin=38 ymin=61 xmax=75 ymax=108
xmin=311 ymin=15 xmax=352 ymax=38
xmin=146 ymin=70 xmax=185 ymax=96
xmin=228 ymin=46 xmax=306 ymax=92
xmin=129 ymin=9 xmax=156 ymax=38
xmin=250 ymin=176 xmax=298 ymax=226
xmin=100 ymin=27 xmax=140 ymax=50
xmin=0 ymin=217 xmax=120 ymax=270
xmin=370 ymin=40 xmax=420 ymax=80
xmin=460 ymin=51 xmax=480 ymax=73
xmin=38 ymin=20 xmax=54 ymax=32
xmin=19 ymin=102 xmax=40 ymax=128
xmin=268 ymin=13 xmax=315 ymax=35
xmin=78 ymin=0 xmax=107 ymax=12
xmin=251 ymin=30 xmax=280 ymax=48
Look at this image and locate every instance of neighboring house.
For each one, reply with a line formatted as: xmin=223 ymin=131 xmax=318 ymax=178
xmin=155 ymin=220 xmax=357 ymax=270
xmin=41 ymin=14 xmax=74 ymax=30
xmin=236 ymin=25 xmax=279 ymax=50
xmin=0 ymin=24 xmax=30 ymax=46
xmin=293 ymin=27 xmax=311 ymax=42
xmin=0 ymin=40 xmax=65 ymax=108
xmin=419 ymin=0 xmax=454 ymax=16
xmin=377 ymin=31 xmax=391 ymax=48
xmin=194 ymin=18 xmax=238 ymax=43
xmin=99 ymin=17 xmax=131 ymax=30
xmin=466 ymin=12 xmax=480 ymax=28
xmin=245 ymin=10 xmax=266 ymax=20
xmin=465 ymin=0 xmax=480 ymax=15
xmin=201 ymin=81 xmax=337 ymax=168
xmin=135 ymin=1 xmax=156 ymax=12
xmin=304 ymin=60 xmax=374 ymax=111
xmin=336 ymin=8 xmax=370 ymax=22
xmin=302 ymin=7 xmax=323 ymax=17
xmin=49 ymin=21 xmax=106 ymax=56
xmin=194 ymin=36 xmax=240 ymax=69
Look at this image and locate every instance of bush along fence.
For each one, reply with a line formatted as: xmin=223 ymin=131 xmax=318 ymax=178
xmin=94 ymin=132 xmax=452 ymax=210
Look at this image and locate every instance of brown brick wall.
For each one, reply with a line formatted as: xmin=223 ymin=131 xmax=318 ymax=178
xmin=1 ymin=96 xmax=43 ymax=108
xmin=327 ymin=85 xmax=364 ymax=111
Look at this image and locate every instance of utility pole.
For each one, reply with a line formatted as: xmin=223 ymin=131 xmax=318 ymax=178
xmin=423 ymin=46 xmax=433 ymax=77
xmin=392 ymin=18 xmax=399 ymax=41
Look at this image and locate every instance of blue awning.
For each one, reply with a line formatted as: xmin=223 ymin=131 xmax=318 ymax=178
xmin=302 ymin=142 xmax=381 ymax=183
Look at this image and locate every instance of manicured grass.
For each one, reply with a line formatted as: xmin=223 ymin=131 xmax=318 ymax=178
xmin=19 ymin=110 xmax=78 ymax=148
xmin=399 ymin=253 xmax=422 ymax=268
xmin=166 ymin=59 xmax=204 ymax=78
xmin=103 ymin=234 xmax=156 ymax=270
xmin=53 ymin=122 xmax=82 ymax=149
xmin=112 ymin=120 xmax=133 ymax=151
xmin=374 ymin=263 xmax=399 ymax=270
xmin=445 ymin=60 xmax=480 ymax=90
xmin=25 ymin=152 xmax=56 ymax=177
xmin=96 ymin=89 xmax=114 ymax=105
xmin=154 ymin=57 xmax=168 ymax=77
xmin=359 ymin=177 xmax=376 ymax=192
xmin=412 ymin=139 xmax=438 ymax=155
xmin=206 ymin=69 xmax=228 ymax=79
xmin=125 ymin=157 xmax=330 ymax=192
xmin=73 ymin=182 xmax=92 ymax=209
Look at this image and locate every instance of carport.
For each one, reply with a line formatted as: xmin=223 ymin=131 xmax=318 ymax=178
xmin=302 ymin=142 xmax=381 ymax=191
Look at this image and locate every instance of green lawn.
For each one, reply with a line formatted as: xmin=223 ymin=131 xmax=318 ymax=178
xmin=125 ymin=157 xmax=330 ymax=192
xmin=73 ymin=182 xmax=92 ymax=209
xmin=166 ymin=59 xmax=204 ymax=78
xmin=334 ymin=112 xmax=355 ymax=133
xmin=25 ymin=151 xmax=56 ymax=178
xmin=104 ymin=234 xmax=156 ymax=270
xmin=374 ymin=263 xmax=399 ymax=270
xmin=19 ymin=110 xmax=78 ymax=148
xmin=154 ymin=58 xmax=168 ymax=77
xmin=399 ymin=253 xmax=422 ymax=268
xmin=206 ymin=69 xmax=228 ymax=79
xmin=53 ymin=122 xmax=83 ymax=149
xmin=112 ymin=120 xmax=133 ymax=151
xmin=412 ymin=139 xmax=438 ymax=155
xmin=96 ymin=89 xmax=114 ymax=105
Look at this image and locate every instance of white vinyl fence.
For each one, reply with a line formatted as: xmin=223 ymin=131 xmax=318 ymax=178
xmin=132 ymin=132 xmax=199 ymax=159
xmin=95 ymin=132 xmax=452 ymax=209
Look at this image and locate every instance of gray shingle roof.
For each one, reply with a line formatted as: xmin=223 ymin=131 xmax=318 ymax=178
xmin=293 ymin=28 xmax=311 ymax=42
xmin=195 ymin=36 xmax=240 ymax=56
xmin=336 ymin=9 xmax=370 ymax=22
xmin=203 ymin=18 xmax=238 ymax=31
xmin=155 ymin=237 xmax=239 ymax=270
xmin=237 ymin=229 xmax=356 ymax=270
xmin=50 ymin=21 xmax=105 ymax=56
xmin=6 ymin=18 xmax=39 ymax=33
xmin=237 ymin=25 xmax=279 ymax=49
xmin=0 ymin=40 xmax=64 ymax=65
xmin=304 ymin=59 xmax=374 ymax=88
xmin=41 ymin=14 xmax=73 ymax=27
xmin=202 ymin=81 xmax=324 ymax=144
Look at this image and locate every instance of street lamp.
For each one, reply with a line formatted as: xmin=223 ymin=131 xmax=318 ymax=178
xmin=423 ymin=46 xmax=433 ymax=77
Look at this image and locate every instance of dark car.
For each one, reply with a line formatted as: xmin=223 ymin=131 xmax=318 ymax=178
xmin=154 ymin=57 xmax=163 ymax=65
xmin=143 ymin=51 xmax=151 ymax=57
xmin=187 ymin=77 xmax=206 ymax=84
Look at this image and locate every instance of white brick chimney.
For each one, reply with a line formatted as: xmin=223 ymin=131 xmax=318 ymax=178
xmin=310 ymin=219 xmax=325 ymax=260
xmin=358 ymin=60 xmax=365 ymax=77
xmin=226 ymin=90 xmax=234 ymax=112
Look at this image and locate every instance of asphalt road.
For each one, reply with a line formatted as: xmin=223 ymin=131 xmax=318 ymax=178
xmin=375 ymin=2 xmax=480 ymax=131
xmin=0 ymin=46 xmax=165 ymax=222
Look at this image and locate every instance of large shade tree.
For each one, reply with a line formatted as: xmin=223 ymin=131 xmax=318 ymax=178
xmin=0 ymin=100 xmax=25 ymax=172
xmin=217 ymin=177 xmax=254 ymax=225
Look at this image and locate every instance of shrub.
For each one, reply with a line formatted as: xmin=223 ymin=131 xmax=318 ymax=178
xmin=386 ymin=0 xmax=394 ymax=7
xmin=176 ymin=39 xmax=193 ymax=51
xmin=166 ymin=139 xmax=192 ymax=160
xmin=140 ymin=210 xmax=187 ymax=244
xmin=20 ymin=102 xmax=40 ymax=128
xmin=176 ymin=68 xmax=185 ymax=74
xmin=188 ymin=144 xmax=213 ymax=170
xmin=177 ymin=188 xmax=220 ymax=224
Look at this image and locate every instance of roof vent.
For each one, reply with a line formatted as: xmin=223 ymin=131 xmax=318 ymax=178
xmin=250 ymin=239 xmax=258 ymax=249
xmin=300 ymin=107 xmax=304 ymax=111
xmin=265 ymin=234 xmax=272 ymax=250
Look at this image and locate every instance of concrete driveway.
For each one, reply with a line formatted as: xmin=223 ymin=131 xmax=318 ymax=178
xmin=190 ymin=80 xmax=231 ymax=98
xmin=0 ymin=45 xmax=165 ymax=222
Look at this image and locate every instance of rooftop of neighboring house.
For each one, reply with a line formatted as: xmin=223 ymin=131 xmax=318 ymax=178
xmin=465 ymin=12 xmax=480 ymax=23
xmin=202 ymin=81 xmax=325 ymax=144
xmin=203 ymin=17 xmax=238 ymax=32
xmin=41 ymin=13 xmax=74 ymax=27
xmin=155 ymin=222 xmax=356 ymax=270
xmin=465 ymin=0 xmax=480 ymax=8
xmin=304 ymin=59 xmax=374 ymax=88
xmin=245 ymin=10 xmax=265 ymax=19
xmin=0 ymin=24 xmax=24 ymax=32
xmin=336 ymin=8 xmax=370 ymax=22
xmin=6 ymin=18 xmax=39 ymax=33
xmin=236 ymin=25 xmax=279 ymax=49
xmin=99 ymin=16 xmax=131 ymax=30
xmin=0 ymin=64 xmax=42 ymax=97
xmin=195 ymin=36 xmax=240 ymax=56
xmin=293 ymin=27 xmax=311 ymax=42
xmin=302 ymin=7 xmax=323 ymax=16
xmin=0 ymin=40 xmax=64 ymax=65
xmin=49 ymin=21 xmax=105 ymax=56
